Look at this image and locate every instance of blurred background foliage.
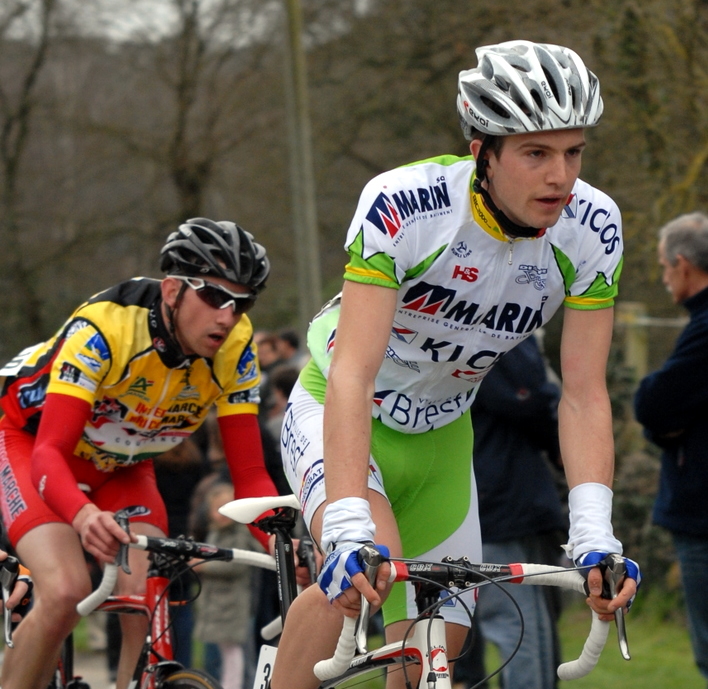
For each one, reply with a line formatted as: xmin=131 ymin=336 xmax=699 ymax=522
xmin=1 ymin=0 xmax=704 ymax=592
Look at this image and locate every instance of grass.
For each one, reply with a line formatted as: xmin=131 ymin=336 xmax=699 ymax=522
xmin=554 ymin=600 xmax=703 ymax=689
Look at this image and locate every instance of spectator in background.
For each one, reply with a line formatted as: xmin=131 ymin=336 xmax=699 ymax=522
xmin=275 ymin=329 xmax=309 ymax=371
xmin=254 ymin=331 xmax=284 ymax=415
xmin=634 ymin=212 xmax=708 ymax=684
xmin=265 ymin=366 xmax=300 ymax=442
xmin=254 ymin=331 xmax=282 ymax=373
xmin=194 ymin=481 xmax=259 ymax=689
xmin=454 ymin=334 xmax=566 ymax=689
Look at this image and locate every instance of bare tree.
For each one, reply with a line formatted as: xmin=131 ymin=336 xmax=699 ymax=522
xmin=0 ymin=0 xmax=57 ymax=353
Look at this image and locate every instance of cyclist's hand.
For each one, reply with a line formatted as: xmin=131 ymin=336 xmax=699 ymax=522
xmin=577 ymin=552 xmax=641 ymax=621
xmin=73 ymin=504 xmax=134 ymax=563
xmin=318 ymin=542 xmax=390 ymax=615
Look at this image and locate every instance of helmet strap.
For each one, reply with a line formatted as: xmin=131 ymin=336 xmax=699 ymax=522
xmin=472 ymin=135 xmax=545 ymax=239
xmin=164 ymin=282 xmax=190 ymax=359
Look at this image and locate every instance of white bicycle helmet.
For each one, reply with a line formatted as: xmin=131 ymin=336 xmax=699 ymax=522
xmin=457 ymin=40 xmax=603 ymax=138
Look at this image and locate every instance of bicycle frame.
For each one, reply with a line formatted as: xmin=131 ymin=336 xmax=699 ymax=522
xmin=77 ymin=503 xmax=283 ymax=689
xmin=55 ymin=552 xmax=181 ymax=689
xmin=99 ymin=555 xmax=181 ymax=687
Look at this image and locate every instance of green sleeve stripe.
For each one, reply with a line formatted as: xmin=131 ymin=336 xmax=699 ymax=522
xmin=346 ymin=228 xmax=399 ymax=286
xmin=564 ymin=296 xmax=615 ymax=310
xmin=344 ymin=264 xmax=398 ymax=286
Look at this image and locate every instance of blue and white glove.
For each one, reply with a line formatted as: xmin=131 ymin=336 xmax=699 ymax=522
xmin=576 ymin=551 xmax=642 ymax=597
xmin=317 ymin=497 xmax=377 ymax=603
xmin=318 ymin=540 xmax=390 ymax=602
xmin=564 ymin=483 xmax=642 ymax=608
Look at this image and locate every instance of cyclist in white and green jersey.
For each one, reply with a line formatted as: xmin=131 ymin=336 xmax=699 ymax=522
xmin=272 ymin=40 xmax=640 ymax=689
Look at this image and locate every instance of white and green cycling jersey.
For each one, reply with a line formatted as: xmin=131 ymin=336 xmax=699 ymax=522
xmin=304 ymin=153 xmax=623 ymax=434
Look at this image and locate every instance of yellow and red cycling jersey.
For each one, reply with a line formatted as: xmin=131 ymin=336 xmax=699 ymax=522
xmin=0 ymin=278 xmax=261 ymax=472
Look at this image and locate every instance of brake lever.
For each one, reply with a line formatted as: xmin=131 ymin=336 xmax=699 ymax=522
xmin=604 ymin=553 xmax=631 ymax=661
xmin=114 ymin=510 xmax=132 ymax=575
xmin=0 ymin=556 xmax=20 ymax=648
xmin=296 ymin=535 xmax=317 ymax=585
xmin=355 ymin=544 xmax=384 ymax=654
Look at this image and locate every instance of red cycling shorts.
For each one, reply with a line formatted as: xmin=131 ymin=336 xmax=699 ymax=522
xmin=0 ymin=417 xmax=168 ymax=548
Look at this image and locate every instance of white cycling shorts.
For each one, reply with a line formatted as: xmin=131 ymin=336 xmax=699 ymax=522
xmin=281 ymin=378 xmax=482 ymax=627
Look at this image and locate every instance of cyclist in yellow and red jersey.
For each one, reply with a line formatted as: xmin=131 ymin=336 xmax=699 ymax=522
xmin=0 ymin=218 xmax=278 ymax=689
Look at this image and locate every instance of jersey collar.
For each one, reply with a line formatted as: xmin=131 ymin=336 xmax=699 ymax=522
xmin=469 ymin=172 xmax=548 ymax=241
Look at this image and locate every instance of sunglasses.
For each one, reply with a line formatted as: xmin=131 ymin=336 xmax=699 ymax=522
xmin=173 ymin=276 xmax=256 ymax=314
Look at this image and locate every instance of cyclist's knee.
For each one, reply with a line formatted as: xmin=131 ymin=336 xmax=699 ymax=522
xmin=43 ymin=579 xmax=93 ymax=615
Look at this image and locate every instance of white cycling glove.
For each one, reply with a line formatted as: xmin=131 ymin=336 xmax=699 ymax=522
xmin=319 ymin=497 xmax=376 ymax=555
xmin=318 ymin=497 xmax=376 ymax=603
xmin=564 ymin=482 xmax=622 ymax=562
xmin=564 ymin=483 xmax=641 ymax=605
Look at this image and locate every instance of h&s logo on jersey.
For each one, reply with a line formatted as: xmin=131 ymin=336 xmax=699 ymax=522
xmin=452 ymin=266 xmax=479 ymax=283
xmin=121 ymin=505 xmax=152 ymax=518
xmin=366 ymin=192 xmax=402 ymax=238
xmin=401 ymin=282 xmax=457 ymax=316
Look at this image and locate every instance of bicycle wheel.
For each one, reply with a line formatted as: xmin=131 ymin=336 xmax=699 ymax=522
xmin=160 ymin=668 xmax=224 ymax=689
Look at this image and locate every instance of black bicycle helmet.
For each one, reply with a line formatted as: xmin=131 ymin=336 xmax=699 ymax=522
xmin=160 ymin=217 xmax=270 ymax=293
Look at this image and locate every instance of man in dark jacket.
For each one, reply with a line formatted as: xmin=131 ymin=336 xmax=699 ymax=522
xmin=635 ymin=211 xmax=708 ymax=684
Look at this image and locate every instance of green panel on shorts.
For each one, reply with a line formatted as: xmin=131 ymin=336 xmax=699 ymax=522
xmin=370 ymin=412 xmax=473 ymax=625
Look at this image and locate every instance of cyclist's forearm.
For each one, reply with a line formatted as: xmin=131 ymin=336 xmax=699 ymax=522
xmin=558 ymin=391 xmax=614 ymax=488
xmin=323 ymin=372 xmax=373 ymax=502
xmin=31 ymin=393 xmax=93 ymax=525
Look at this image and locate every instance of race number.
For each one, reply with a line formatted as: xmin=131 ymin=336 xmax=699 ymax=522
xmin=253 ymin=644 xmax=278 ymax=689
